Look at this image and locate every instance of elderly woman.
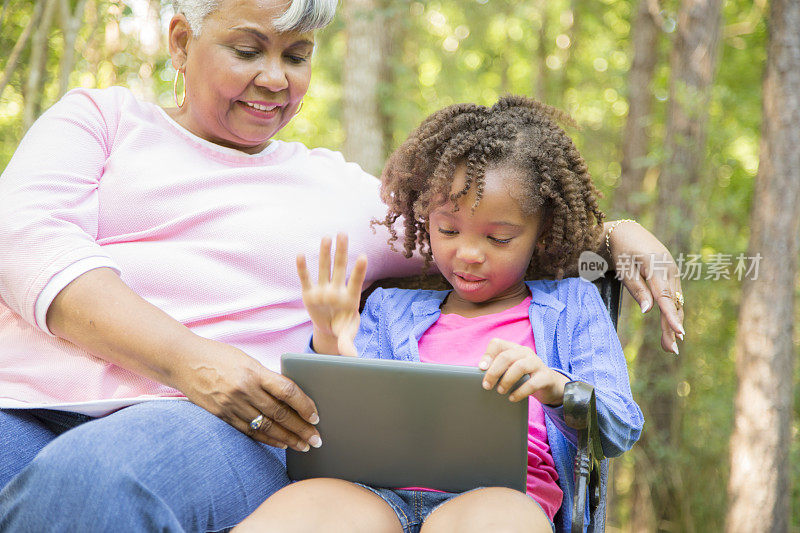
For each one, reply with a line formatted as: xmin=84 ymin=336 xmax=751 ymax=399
xmin=0 ymin=0 xmax=683 ymax=530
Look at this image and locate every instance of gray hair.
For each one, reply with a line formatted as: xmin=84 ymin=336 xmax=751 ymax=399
xmin=172 ymin=0 xmax=338 ymax=35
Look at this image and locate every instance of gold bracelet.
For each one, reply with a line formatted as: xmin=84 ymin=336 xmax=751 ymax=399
xmin=605 ymin=219 xmax=638 ymax=256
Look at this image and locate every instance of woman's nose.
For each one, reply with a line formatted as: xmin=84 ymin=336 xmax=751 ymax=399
xmin=255 ymin=58 xmax=289 ymax=92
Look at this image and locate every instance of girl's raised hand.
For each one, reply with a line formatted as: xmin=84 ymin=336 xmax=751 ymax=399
xmin=478 ymin=338 xmax=570 ymax=406
xmin=296 ymin=233 xmax=368 ymax=357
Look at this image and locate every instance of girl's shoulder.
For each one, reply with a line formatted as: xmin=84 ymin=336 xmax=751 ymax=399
xmin=363 ymin=286 xmax=449 ymax=315
xmin=527 ymin=277 xmax=603 ymax=307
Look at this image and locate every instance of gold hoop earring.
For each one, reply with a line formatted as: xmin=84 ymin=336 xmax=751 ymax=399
xmin=173 ymin=68 xmax=186 ymax=108
xmin=294 ymin=100 xmax=304 ymax=116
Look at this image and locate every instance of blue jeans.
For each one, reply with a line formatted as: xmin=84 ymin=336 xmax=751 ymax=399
xmin=355 ymin=485 xmax=556 ymax=533
xmin=0 ymin=401 xmax=290 ymax=532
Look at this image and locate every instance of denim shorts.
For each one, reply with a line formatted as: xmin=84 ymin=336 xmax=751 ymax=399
xmin=355 ymin=484 xmax=555 ymax=533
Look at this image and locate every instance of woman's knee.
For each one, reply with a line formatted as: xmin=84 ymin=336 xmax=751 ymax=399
xmin=421 ymin=487 xmax=552 ymax=533
xmin=235 ymin=478 xmax=403 ymax=533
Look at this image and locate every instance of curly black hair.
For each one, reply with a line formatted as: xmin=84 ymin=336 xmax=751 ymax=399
xmin=374 ymin=95 xmax=605 ymax=279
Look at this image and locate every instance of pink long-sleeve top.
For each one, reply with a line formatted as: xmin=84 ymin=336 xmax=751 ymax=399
xmin=0 ymin=87 xmax=415 ymax=416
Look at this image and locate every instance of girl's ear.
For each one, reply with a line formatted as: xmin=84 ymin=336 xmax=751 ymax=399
xmin=535 ymin=216 xmax=553 ymax=253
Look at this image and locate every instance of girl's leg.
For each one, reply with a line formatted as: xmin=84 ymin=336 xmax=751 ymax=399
xmin=0 ymin=400 xmax=290 ymax=532
xmin=235 ymin=478 xmax=403 ymax=533
xmin=0 ymin=409 xmax=58 ymax=489
xmin=420 ymin=487 xmax=554 ymax=533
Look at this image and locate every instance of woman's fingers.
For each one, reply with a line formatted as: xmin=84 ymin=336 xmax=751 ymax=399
xmin=620 ymin=266 xmax=654 ymax=314
xmin=260 ymin=372 xmax=321 ymax=436
xmin=620 ymin=255 xmax=685 ymax=354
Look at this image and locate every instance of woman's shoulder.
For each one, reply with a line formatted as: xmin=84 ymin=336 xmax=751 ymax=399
xmin=55 ymin=86 xmax=148 ymax=114
xmin=43 ymin=86 xmax=156 ymax=134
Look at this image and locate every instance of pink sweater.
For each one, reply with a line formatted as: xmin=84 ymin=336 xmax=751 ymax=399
xmin=417 ymin=296 xmax=562 ymax=520
xmin=0 ymin=87 xmax=416 ymax=415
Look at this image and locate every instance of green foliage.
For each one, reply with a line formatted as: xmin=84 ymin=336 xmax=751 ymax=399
xmin=0 ymin=0 xmax=797 ymax=529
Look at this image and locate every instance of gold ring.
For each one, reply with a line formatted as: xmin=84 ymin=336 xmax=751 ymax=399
xmin=675 ymin=291 xmax=684 ymax=310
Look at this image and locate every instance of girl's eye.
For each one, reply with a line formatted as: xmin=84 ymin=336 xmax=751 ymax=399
xmin=286 ymin=54 xmax=309 ymax=64
xmin=234 ymin=48 xmax=259 ymax=59
xmin=489 ymin=236 xmax=512 ymax=244
xmin=438 ymin=228 xmax=458 ymax=236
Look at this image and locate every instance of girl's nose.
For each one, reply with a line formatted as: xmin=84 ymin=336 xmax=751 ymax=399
xmin=255 ymin=58 xmax=289 ymax=92
xmin=456 ymin=244 xmax=485 ymax=264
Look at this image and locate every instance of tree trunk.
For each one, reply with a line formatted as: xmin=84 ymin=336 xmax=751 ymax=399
xmin=615 ymin=0 xmax=660 ymax=218
xmin=0 ymin=1 xmax=44 ymax=99
xmin=725 ymin=0 xmax=800 ymax=530
xmin=57 ymin=0 xmax=87 ymax=98
xmin=632 ymin=0 xmax=723 ymax=530
xmin=534 ymin=0 xmax=548 ymax=102
xmin=341 ymin=0 xmax=385 ymax=177
xmin=22 ymin=0 xmax=57 ymax=130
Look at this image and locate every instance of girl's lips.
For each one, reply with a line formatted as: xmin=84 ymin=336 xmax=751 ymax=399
xmin=451 ymin=273 xmax=488 ymax=293
xmin=455 ymin=272 xmax=485 ymax=282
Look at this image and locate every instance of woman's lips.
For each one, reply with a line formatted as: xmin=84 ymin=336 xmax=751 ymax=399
xmin=238 ymin=101 xmax=281 ymax=119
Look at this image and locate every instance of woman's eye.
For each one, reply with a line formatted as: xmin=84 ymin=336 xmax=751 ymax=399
xmin=234 ymin=48 xmax=259 ymax=59
xmin=489 ymin=236 xmax=512 ymax=244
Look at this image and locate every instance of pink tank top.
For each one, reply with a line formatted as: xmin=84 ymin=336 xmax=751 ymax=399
xmin=415 ymin=295 xmax=563 ymax=520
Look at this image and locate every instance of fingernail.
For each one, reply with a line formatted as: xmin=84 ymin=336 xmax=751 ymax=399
xmin=300 ymin=442 xmax=310 ymax=452
xmin=671 ymin=342 xmax=680 ymax=355
xmin=482 ymin=381 xmax=490 ymax=390
xmin=497 ymin=386 xmax=505 ymax=394
xmin=479 ymin=361 xmax=489 ymax=370
xmin=309 ymin=413 xmax=320 ymax=425
xmin=279 ymin=444 xmax=288 ymax=450
xmin=677 ymin=324 xmax=686 ymax=336
xmin=640 ymin=300 xmax=651 ymax=313
xmin=677 ymin=332 xmax=684 ymax=341
xmin=309 ymin=435 xmax=322 ymax=448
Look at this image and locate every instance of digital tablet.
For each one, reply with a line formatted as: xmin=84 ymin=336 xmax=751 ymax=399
xmin=281 ymin=352 xmax=528 ymax=493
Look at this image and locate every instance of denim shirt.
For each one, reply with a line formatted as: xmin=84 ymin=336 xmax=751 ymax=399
xmin=321 ymin=277 xmax=643 ymax=531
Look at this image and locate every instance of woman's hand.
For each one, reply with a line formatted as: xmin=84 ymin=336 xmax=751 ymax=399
xmin=296 ymin=233 xmax=368 ymax=357
xmin=47 ymin=267 xmax=322 ymax=451
xmin=604 ymin=220 xmax=685 ymax=354
xmin=478 ymin=338 xmax=570 ymax=406
xmin=175 ymin=337 xmax=323 ymax=452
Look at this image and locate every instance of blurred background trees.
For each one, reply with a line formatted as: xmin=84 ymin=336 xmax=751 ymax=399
xmin=1 ymin=0 xmax=797 ymax=530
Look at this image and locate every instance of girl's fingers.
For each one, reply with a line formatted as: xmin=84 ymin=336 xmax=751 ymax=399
xmin=318 ymin=236 xmax=333 ymax=286
xmin=478 ymin=338 xmax=509 ymax=371
xmin=496 ymin=358 xmax=538 ymax=395
xmin=331 ymin=233 xmax=349 ymax=286
xmin=296 ymin=254 xmax=311 ymax=291
xmin=507 ymin=373 xmax=547 ymax=402
xmin=482 ymin=351 xmax=517 ymax=390
xmin=347 ymin=255 xmax=369 ymax=298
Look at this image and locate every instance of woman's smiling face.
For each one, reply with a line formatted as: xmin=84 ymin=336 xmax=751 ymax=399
xmin=169 ymin=0 xmax=314 ymax=153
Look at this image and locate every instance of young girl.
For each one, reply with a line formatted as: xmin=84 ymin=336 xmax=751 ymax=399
xmin=236 ymin=96 xmax=643 ymax=533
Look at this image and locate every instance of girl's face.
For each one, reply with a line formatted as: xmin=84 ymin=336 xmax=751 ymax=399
xmin=168 ymin=0 xmax=314 ymax=153
xmin=428 ymin=165 xmax=545 ymax=312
